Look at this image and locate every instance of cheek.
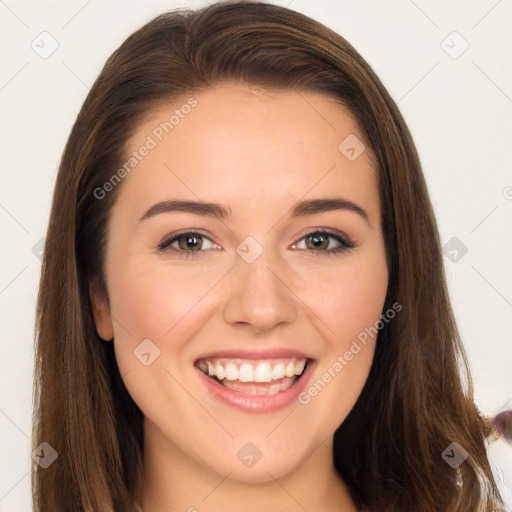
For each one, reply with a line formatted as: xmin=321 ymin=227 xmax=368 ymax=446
xmin=106 ymin=257 xmax=231 ymax=389
xmin=297 ymin=253 xmax=388 ymax=347
xmin=297 ymin=259 xmax=387 ymax=433
xmin=108 ymin=261 xmax=216 ymax=339
xmin=105 ymin=262 xmax=213 ymax=418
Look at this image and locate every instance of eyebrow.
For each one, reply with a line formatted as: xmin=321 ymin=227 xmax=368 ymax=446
xmin=138 ymin=197 xmax=370 ymax=225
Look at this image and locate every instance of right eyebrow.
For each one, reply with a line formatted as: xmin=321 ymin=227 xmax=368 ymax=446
xmin=138 ymin=199 xmax=230 ymax=223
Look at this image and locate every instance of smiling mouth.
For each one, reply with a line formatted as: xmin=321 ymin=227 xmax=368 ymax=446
xmin=195 ymin=357 xmax=310 ymax=395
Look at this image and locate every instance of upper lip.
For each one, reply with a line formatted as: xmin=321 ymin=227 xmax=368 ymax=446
xmin=194 ymin=347 xmax=315 ymax=362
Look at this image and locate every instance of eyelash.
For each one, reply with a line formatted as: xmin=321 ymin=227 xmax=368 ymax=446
xmin=157 ymin=228 xmax=356 ymax=259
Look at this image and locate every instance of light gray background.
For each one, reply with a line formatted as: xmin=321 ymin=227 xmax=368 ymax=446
xmin=1 ymin=0 xmax=511 ymax=510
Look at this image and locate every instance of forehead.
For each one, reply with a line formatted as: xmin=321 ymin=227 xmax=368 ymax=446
xmin=117 ymin=83 xmax=379 ymax=223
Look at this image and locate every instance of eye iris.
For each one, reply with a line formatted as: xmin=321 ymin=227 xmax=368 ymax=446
xmin=306 ymin=234 xmax=328 ymax=250
xmin=178 ymin=234 xmax=202 ymax=251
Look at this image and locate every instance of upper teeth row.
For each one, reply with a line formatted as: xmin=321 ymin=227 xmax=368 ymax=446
xmin=197 ymin=358 xmax=307 ymax=383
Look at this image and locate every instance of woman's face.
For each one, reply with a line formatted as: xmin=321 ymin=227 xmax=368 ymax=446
xmin=91 ymin=83 xmax=388 ymax=486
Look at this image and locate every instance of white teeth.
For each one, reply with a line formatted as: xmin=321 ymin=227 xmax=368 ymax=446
xmin=214 ymin=362 xmax=225 ymax=380
xmin=254 ymin=362 xmax=273 ymax=383
xmin=221 ymin=376 xmax=296 ymax=395
xmin=272 ymin=363 xmax=286 ymax=380
xmin=197 ymin=357 xmax=308 ymax=383
xmin=238 ymin=363 xmax=255 ymax=382
xmin=225 ymin=363 xmax=238 ymax=381
xmin=294 ymin=359 xmax=306 ymax=375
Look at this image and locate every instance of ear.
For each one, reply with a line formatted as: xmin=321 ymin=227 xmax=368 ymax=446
xmin=89 ymin=276 xmax=114 ymax=341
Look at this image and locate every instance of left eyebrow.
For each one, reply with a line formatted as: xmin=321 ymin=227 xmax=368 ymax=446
xmin=290 ymin=197 xmax=370 ymax=225
xmin=138 ymin=197 xmax=370 ymax=226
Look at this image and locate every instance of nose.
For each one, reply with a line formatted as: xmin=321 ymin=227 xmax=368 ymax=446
xmin=222 ymin=251 xmax=298 ymax=333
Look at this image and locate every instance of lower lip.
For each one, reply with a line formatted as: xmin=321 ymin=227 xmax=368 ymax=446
xmin=195 ymin=361 xmax=316 ymax=413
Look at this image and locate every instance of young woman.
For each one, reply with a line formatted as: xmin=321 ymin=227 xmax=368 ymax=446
xmin=32 ymin=1 xmax=508 ymax=510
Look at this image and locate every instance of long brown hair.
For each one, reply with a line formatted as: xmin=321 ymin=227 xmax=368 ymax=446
xmin=32 ymin=1 xmax=506 ymax=510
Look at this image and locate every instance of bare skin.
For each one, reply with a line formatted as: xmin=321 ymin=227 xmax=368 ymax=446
xmin=90 ymin=83 xmax=388 ymax=512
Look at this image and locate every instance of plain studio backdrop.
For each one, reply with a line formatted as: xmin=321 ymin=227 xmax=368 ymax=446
xmin=0 ymin=0 xmax=511 ymax=510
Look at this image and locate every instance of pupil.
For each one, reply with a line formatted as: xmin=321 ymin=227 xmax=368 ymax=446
xmin=182 ymin=235 xmax=200 ymax=250
xmin=310 ymin=234 xmax=327 ymax=249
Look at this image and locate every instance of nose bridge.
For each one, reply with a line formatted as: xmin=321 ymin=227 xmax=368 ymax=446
xmin=222 ymin=237 xmax=298 ymax=331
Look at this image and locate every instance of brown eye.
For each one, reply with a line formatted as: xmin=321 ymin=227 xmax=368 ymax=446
xmin=292 ymin=229 xmax=356 ymax=256
xmin=305 ymin=233 xmax=330 ymax=250
xmin=176 ymin=234 xmax=203 ymax=251
xmin=158 ymin=231 xmax=218 ymax=259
